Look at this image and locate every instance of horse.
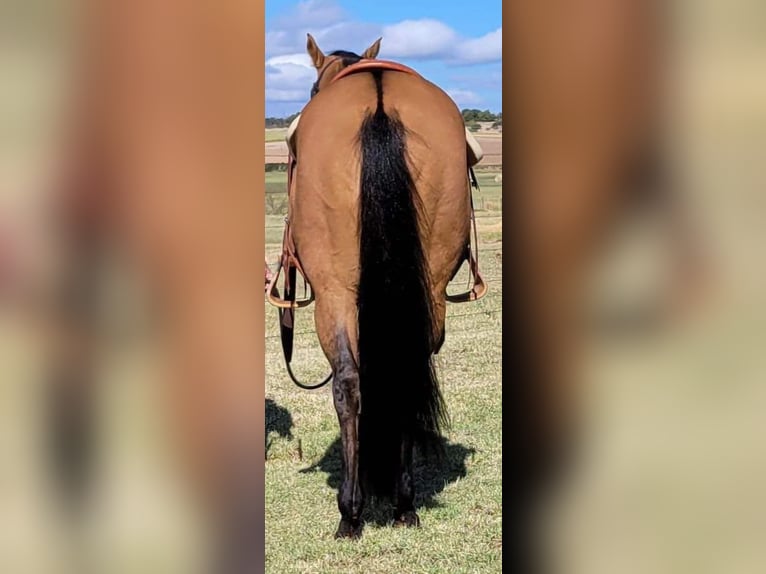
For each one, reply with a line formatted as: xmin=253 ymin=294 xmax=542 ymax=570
xmin=266 ymin=34 xmax=486 ymax=539
xmin=43 ymin=1 xmax=265 ymax=572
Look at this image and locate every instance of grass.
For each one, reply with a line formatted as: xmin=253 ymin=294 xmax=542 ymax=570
xmin=265 ymin=168 xmax=503 ymax=573
xmin=266 ymin=128 xmax=288 ymax=142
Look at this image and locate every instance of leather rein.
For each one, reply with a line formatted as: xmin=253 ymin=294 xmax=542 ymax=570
xmin=265 ymin=59 xmax=486 ymax=390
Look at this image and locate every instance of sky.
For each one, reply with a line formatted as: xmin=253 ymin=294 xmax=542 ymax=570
xmin=265 ymin=0 xmax=502 ymax=117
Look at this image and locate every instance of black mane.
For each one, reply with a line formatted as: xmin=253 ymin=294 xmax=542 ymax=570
xmin=310 ymin=50 xmax=364 ymax=98
xmin=328 ymin=50 xmax=363 ymax=66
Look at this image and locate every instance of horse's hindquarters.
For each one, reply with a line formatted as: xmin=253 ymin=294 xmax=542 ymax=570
xmin=292 ymin=70 xmax=471 ymax=355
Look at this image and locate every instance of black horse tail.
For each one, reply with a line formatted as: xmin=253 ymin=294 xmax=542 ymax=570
xmin=356 ymin=70 xmax=448 ymax=499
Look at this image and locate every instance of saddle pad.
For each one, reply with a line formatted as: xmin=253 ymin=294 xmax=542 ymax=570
xmin=285 ymin=113 xmax=301 ymax=157
xmin=285 ymin=111 xmax=483 ymax=166
xmin=465 ymin=128 xmax=484 ymax=166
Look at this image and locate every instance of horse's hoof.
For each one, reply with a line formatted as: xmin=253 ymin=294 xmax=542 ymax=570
xmin=393 ymin=511 xmax=420 ymax=528
xmin=334 ymin=519 xmax=363 ymax=540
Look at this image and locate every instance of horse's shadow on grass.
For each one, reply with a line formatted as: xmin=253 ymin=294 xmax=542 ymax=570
xmin=300 ymin=436 xmax=476 ymax=526
xmin=266 ymin=398 xmax=293 ymax=459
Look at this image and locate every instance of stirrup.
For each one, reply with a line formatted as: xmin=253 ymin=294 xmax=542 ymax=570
xmin=266 ymin=257 xmax=315 ymax=309
xmin=446 ymin=256 xmax=488 ymax=303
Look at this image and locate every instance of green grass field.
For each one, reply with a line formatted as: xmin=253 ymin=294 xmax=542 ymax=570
xmin=265 ymin=169 xmax=503 ymax=573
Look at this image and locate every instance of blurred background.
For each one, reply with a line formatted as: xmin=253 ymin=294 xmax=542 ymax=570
xmin=1 ymin=2 xmax=213 ymax=573
xmin=541 ymin=2 xmax=766 ymax=573
xmin=1 ymin=0 xmax=765 ymax=573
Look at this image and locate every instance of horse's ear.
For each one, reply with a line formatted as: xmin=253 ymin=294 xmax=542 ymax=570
xmin=361 ymin=37 xmax=382 ymax=59
xmin=306 ymin=33 xmax=325 ymax=68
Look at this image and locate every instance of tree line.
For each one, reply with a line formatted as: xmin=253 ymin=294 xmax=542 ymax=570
xmin=460 ymin=109 xmax=501 ymax=123
xmin=265 ymin=113 xmax=300 ymax=129
xmin=462 ymin=109 xmax=502 ymax=132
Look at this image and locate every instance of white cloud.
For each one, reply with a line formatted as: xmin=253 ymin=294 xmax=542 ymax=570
xmin=450 ymin=28 xmax=502 ymax=65
xmin=266 ymin=1 xmax=379 ymax=58
xmin=267 ymin=22 xmax=381 ymax=59
xmin=446 ymin=88 xmax=483 ymax=107
xmin=265 ymin=53 xmax=316 ymax=103
xmin=273 ymin=0 xmax=347 ymax=30
xmin=380 ymin=19 xmax=458 ymax=59
xmin=265 ymin=1 xmax=501 ymax=112
xmin=267 ymin=53 xmax=313 ymax=68
xmin=308 ymin=22 xmax=382 ymax=54
xmin=265 ymin=1 xmax=501 ymax=64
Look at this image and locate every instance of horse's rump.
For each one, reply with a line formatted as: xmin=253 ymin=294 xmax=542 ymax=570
xmin=291 ymin=70 xmax=469 ymax=295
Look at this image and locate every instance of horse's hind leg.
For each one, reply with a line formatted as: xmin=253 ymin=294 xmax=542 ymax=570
xmin=394 ymin=436 xmax=419 ymax=527
xmin=326 ymin=326 xmax=364 ymax=539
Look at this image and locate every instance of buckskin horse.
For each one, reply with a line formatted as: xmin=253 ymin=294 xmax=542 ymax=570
xmin=266 ymin=34 xmax=486 ymax=538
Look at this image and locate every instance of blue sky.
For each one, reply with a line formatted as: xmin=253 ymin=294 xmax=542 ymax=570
xmin=265 ymin=0 xmax=502 ymax=117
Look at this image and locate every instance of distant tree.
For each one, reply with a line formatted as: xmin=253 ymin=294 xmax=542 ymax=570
xmin=461 ymin=108 xmax=500 ymax=123
xmin=265 ymin=112 xmax=301 ymax=128
xmin=461 ymin=109 xmax=480 ymax=122
xmin=467 ymin=122 xmax=481 ymax=132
